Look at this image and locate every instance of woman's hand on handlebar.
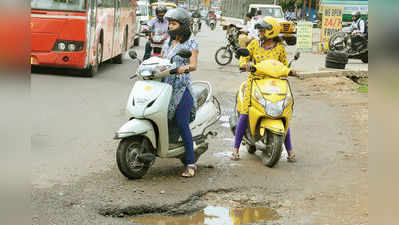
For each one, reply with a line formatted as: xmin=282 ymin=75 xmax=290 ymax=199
xmin=240 ymin=64 xmax=250 ymax=72
xmin=289 ymin=70 xmax=297 ymax=77
xmin=177 ymin=65 xmax=190 ymax=74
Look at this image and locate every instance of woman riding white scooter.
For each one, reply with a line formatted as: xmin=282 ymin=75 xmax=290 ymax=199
xmin=161 ymin=8 xmax=200 ymax=177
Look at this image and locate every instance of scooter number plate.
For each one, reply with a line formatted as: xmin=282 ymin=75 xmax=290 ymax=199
xmin=264 ymin=87 xmax=281 ymax=93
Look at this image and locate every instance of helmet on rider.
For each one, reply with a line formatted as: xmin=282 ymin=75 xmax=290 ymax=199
xmin=156 ymin=6 xmax=167 ymax=22
xmin=352 ymin=10 xmax=361 ymax=22
xmin=165 ymin=8 xmax=192 ymax=42
xmin=255 ymin=16 xmax=281 ymax=42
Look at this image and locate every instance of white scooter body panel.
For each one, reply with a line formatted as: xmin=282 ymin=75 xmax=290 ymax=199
xmin=115 ymin=119 xmax=157 ymax=149
xmin=126 ymin=81 xmax=171 ymax=118
xmin=190 ymin=100 xmax=218 ymax=137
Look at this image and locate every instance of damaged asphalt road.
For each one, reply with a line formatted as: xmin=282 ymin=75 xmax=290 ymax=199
xmin=32 ymin=27 xmax=368 ymax=225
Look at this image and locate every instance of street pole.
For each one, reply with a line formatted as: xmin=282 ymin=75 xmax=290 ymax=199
xmin=308 ymin=0 xmax=312 ymax=20
xmin=302 ymin=0 xmax=306 ymax=21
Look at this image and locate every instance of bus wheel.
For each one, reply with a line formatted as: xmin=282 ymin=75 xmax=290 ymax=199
xmin=83 ymin=41 xmax=102 ymax=77
xmin=114 ymin=31 xmax=128 ymax=64
xmin=134 ymin=37 xmax=140 ymax=47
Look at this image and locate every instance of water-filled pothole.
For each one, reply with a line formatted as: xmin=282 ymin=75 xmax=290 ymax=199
xmin=127 ymin=205 xmax=280 ymax=225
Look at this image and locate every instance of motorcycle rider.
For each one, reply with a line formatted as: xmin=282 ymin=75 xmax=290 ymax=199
xmin=143 ymin=6 xmax=169 ymax=60
xmin=349 ymin=10 xmax=367 ymax=51
xmin=231 ymin=17 xmax=297 ymax=162
xmin=161 ymin=8 xmax=199 ymax=177
xmin=192 ymin=9 xmax=202 ymax=31
xmin=207 ymin=10 xmax=217 ymax=24
xmin=238 ymin=13 xmax=258 ymax=48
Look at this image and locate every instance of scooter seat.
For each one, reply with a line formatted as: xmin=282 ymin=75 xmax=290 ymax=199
xmin=191 ymin=85 xmax=208 ymax=108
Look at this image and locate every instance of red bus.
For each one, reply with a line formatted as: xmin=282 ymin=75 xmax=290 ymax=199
xmin=31 ymin=0 xmax=137 ymax=77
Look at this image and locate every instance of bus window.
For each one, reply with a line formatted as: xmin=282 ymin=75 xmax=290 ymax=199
xmin=31 ymin=0 xmax=86 ymax=11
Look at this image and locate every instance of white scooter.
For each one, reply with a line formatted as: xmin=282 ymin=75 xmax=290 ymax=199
xmin=114 ymin=50 xmax=221 ymax=179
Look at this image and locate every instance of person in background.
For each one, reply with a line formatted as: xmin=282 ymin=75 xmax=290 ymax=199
xmin=349 ymin=10 xmax=367 ymax=51
xmin=238 ymin=13 xmax=257 ymax=48
xmin=192 ymin=9 xmax=202 ymax=31
xmin=254 ymin=10 xmax=263 ymax=22
xmin=143 ymin=6 xmax=169 ymax=60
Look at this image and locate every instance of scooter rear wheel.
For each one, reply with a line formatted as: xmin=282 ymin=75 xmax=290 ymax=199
xmin=116 ymin=137 xmax=153 ymax=179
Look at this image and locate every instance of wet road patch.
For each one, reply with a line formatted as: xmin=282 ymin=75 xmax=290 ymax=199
xmin=128 ymin=205 xmax=280 ymax=225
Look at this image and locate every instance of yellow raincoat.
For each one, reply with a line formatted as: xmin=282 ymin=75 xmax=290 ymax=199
xmin=238 ymin=39 xmax=288 ymax=114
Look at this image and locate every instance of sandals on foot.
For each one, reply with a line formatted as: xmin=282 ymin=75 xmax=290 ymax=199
xmin=230 ymin=152 xmax=240 ymax=161
xmin=182 ymin=165 xmax=197 ymax=178
xmin=287 ymin=154 xmax=296 ymax=163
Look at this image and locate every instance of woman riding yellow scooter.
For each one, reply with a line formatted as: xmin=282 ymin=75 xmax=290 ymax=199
xmin=231 ymin=17 xmax=297 ymax=162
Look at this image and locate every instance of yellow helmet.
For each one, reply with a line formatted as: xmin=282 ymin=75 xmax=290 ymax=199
xmin=255 ymin=16 xmax=281 ymax=40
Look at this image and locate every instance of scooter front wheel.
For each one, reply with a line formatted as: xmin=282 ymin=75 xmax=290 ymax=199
xmin=262 ymin=131 xmax=284 ymax=168
xmin=116 ymin=136 xmax=153 ymax=179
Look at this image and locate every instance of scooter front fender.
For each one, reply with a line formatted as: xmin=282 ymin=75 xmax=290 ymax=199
xmin=260 ymin=119 xmax=285 ymax=136
xmin=114 ymin=119 xmax=157 ymax=149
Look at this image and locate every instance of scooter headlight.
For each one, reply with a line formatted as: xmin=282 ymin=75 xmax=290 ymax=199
xmin=254 ymin=88 xmax=266 ymax=107
xmin=264 ymin=99 xmax=285 ymax=117
xmin=254 ymin=87 xmax=288 ymax=117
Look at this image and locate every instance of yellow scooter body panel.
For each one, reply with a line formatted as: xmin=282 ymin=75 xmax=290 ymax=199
xmin=259 ymin=119 xmax=285 ymax=136
xmin=252 ymin=59 xmax=291 ymax=79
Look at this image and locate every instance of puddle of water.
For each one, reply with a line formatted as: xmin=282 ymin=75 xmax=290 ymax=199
xmin=127 ymin=206 xmax=280 ymax=225
xmin=220 ymin=115 xmax=230 ymax=122
xmin=213 ymin=152 xmax=231 ymax=157
xmin=221 ymin=122 xmax=230 ymax=128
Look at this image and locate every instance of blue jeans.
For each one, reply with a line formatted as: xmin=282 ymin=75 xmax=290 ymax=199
xmin=175 ymin=90 xmax=195 ymax=165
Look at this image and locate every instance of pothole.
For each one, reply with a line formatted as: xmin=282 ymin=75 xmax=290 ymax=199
xmin=128 ymin=205 xmax=280 ymax=225
xmin=99 ymin=189 xmax=284 ymax=224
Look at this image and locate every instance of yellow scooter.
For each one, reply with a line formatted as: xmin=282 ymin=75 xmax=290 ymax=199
xmin=229 ymin=49 xmax=300 ymax=167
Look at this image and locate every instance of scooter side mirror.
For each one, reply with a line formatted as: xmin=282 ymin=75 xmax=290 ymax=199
xmin=237 ymin=48 xmax=250 ymax=57
xmin=176 ymin=49 xmax=192 ymax=59
xmin=129 ymin=51 xmax=138 ymax=60
xmin=294 ymin=52 xmax=301 ymax=60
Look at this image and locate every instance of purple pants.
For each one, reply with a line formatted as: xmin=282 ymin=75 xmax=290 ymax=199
xmin=233 ymin=114 xmax=293 ymax=151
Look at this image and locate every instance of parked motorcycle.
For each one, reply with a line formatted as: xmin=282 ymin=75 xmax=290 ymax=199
xmin=215 ymin=25 xmax=241 ymax=66
xmin=229 ymin=48 xmax=300 ymax=168
xmin=114 ymin=50 xmax=221 ymax=179
xmin=328 ymin=29 xmax=368 ymax=63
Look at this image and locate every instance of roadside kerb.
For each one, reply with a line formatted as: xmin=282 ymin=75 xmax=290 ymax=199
xmin=298 ymin=70 xmax=368 ymax=80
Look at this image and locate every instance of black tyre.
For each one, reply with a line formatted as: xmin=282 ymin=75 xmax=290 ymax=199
xmin=285 ymin=37 xmax=297 ymax=46
xmin=262 ymin=131 xmax=284 ymax=168
xmin=329 ymin=32 xmax=348 ymax=51
xmin=215 ymin=47 xmax=233 ymax=66
xmin=246 ymin=145 xmax=256 ymax=154
xmin=134 ymin=37 xmax=140 ymax=47
xmin=82 ymin=41 xmax=103 ymax=77
xmin=326 ymin=50 xmax=348 ymax=64
xmin=361 ymin=52 xmax=368 ymax=63
xmin=325 ymin=60 xmax=346 ymax=69
xmin=116 ymin=137 xmax=153 ymax=179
